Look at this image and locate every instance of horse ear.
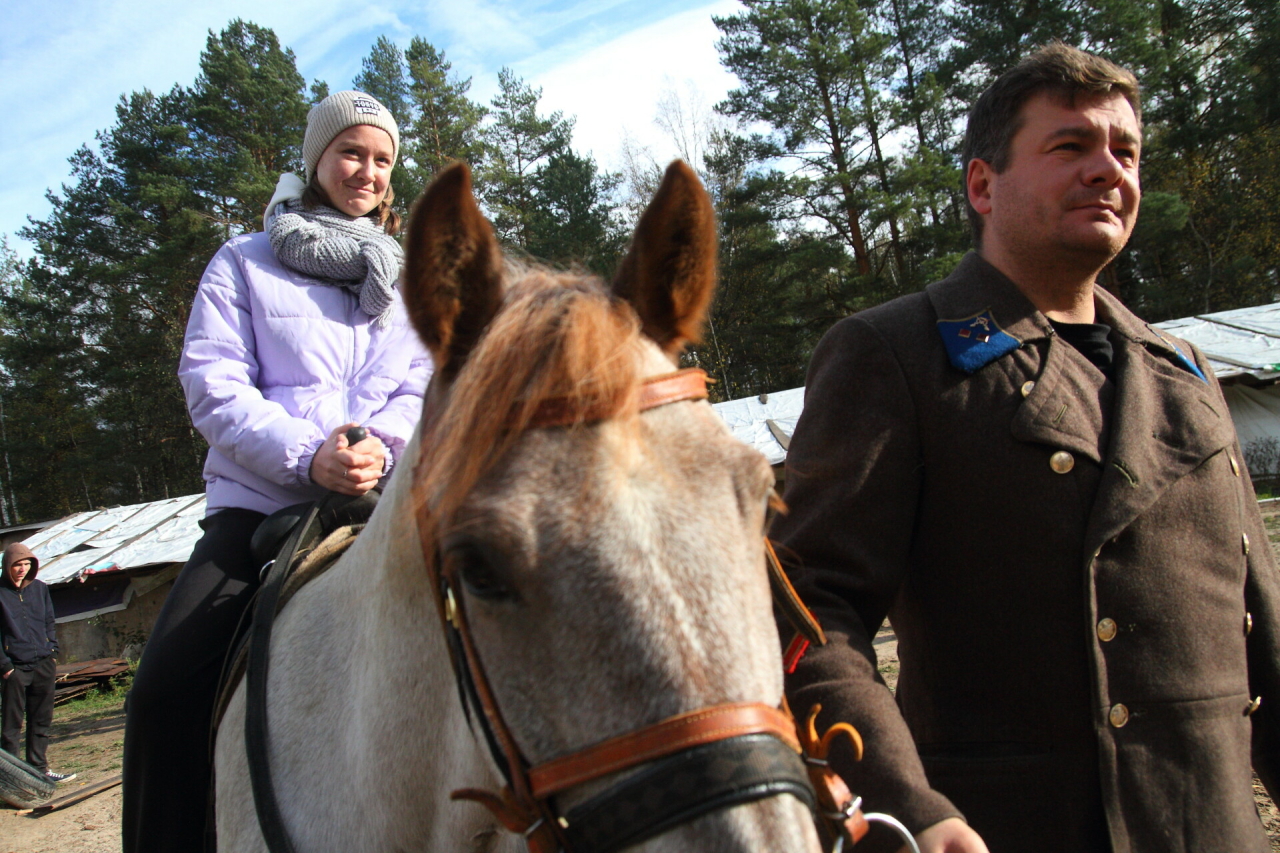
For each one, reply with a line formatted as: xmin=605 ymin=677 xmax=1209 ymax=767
xmin=613 ymin=160 xmax=717 ymax=354
xmin=402 ymin=162 xmax=504 ymax=383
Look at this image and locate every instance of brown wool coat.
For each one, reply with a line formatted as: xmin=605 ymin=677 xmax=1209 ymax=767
xmin=775 ymin=252 xmax=1280 ymax=853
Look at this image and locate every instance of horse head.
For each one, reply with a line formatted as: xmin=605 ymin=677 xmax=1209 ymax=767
xmin=400 ymin=161 xmax=823 ymax=852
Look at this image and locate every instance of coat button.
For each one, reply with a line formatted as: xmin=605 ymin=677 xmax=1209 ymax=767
xmin=1021 ymin=380 xmax=1036 ymax=398
xmin=1247 ymin=697 xmax=1262 ymax=716
xmin=1050 ymin=451 xmax=1075 ymax=474
xmin=1097 ymin=618 xmax=1118 ymax=642
xmin=1229 ymin=453 xmax=1241 ymax=477
xmin=1246 ymin=612 xmax=1254 ymax=635
xmin=1243 ymin=532 xmax=1251 ymax=555
xmin=1109 ymin=703 xmax=1130 ymax=728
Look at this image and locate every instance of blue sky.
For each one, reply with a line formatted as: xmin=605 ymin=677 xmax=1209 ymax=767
xmin=1 ymin=0 xmax=741 ymax=256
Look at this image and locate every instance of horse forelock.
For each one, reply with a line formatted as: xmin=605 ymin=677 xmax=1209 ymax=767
xmin=413 ymin=262 xmax=645 ymax=538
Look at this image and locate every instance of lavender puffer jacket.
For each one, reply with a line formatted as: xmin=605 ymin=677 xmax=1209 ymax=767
xmin=179 ymin=232 xmax=433 ymax=516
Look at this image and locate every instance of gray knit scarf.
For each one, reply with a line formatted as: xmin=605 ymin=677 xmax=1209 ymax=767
xmin=268 ymin=199 xmax=402 ymax=328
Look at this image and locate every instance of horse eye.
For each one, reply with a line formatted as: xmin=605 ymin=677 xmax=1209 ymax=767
xmin=445 ymin=541 xmax=512 ymax=602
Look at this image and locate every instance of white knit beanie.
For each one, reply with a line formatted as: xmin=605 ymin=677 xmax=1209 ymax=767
xmin=303 ymin=90 xmax=400 ymax=182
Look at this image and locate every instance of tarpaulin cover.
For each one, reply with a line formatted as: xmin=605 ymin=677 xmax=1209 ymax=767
xmin=1156 ymin=302 xmax=1280 ymax=382
xmin=712 ymin=387 xmax=805 ymax=466
xmin=27 ymin=495 xmax=205 ymax=586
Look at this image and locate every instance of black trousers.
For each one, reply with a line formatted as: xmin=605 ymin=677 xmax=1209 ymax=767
xmin=121 ymin=508 xmax=265 ymax=853
xmin=1 ymin=653 xmax=56 ymax=772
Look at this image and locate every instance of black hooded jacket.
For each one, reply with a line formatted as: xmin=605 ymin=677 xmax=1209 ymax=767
xmin=0 ymin=542 xmax=57 ymax=672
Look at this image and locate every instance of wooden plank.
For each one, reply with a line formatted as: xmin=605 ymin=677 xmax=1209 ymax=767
xmin=15 ymin=773 xmax=122 ymax=816
xmin=53 ymin=684 xmax=94 ymax=706
xmin=56 ymin=659 xmax=127 ymax=681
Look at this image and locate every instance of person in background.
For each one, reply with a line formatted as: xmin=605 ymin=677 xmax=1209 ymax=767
xmin=121 ymin=90 xmax=432 ymax=852
xmin=0 ymin=542 xmax=75 ymax=783
xmin=774 ymin=43 xmax=1280 ymax=852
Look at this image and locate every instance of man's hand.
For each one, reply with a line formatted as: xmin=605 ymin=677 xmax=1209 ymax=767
xmin=2 ymin=669 xmax=11 ymax=680
xmin=309 ymin=423 xmax=385 ymax=495
xmin=904 ymin=818 xmax=990 ymax=853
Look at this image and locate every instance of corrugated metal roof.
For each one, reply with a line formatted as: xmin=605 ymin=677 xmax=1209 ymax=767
xmin=1155 ymin=302 xmax=1280 ymax=382
xmin=25 ymin=495 xmax=205 ymax=586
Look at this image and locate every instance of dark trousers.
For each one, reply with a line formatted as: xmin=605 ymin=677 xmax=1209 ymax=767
xmin=121 ymin=508 xmax=265 ymax=853
xmin=1 ymin=653 xmax=56 ymax=772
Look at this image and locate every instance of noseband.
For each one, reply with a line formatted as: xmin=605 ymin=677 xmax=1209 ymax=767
xmin=420 ymin=368 xmax=819 ymax=853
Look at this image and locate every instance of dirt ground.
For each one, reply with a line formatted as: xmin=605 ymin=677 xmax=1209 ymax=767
xmin=7 ymin=508 xmax=1280 ymax=851
xmin=1 ymin=696 xmax=124 ymax=853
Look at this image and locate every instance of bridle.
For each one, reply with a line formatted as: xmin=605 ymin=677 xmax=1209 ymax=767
xmin=243 ymin=367 xmax=921 ymax=853
xmin=416 ymin=368 xmax=816 ymax=852
xmin=414 ymin=367 xmax=917 ymax=853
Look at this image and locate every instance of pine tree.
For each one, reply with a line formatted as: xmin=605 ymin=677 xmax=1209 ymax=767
xmin=715 ymin=0 xmax=904 ymax=305
xmin=684 ymin=131 xmax=843 ymax=400
xmin=1071 ymin=0 xmax=1280 ymax=318
xmin=481 ymin=68 xmax=574 ymax=250
xmin=2 ymin=19 xmax=318 ymax=518
xmin=188 ymin=19 xmax=309 ymax=234
xmin=873 ymin=0 xmax=968 ymax=267
xmin=0 ymin=259 xmax=100 ymax=519
xmin=11 ymin=86 xmax=218 ymax=517
xmin=525 ymin=150 xmax=624 ymax=275
xmin=941 ymin=0 xmax=1086 ymax=104
xmin=403 ymin=38 xmax=488 ymax=190
xmin=352 ymin=36 xmax=412 ymax=127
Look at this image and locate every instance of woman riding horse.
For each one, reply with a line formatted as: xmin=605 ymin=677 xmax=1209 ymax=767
xmin=121 ymin=91 xmax=432 ymax=853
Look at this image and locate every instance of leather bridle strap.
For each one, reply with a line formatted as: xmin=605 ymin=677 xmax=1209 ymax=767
xmin=528 ymin=702 xmax=799 ymax=798
xmin=525 ymin=367 xmax=709 ymax=428
xmin=766 ymin=537 xmax=826 ymax=646
xmin=245 ymin=500 xmax=325 ymax=853
xmin=422 ymin=369 xmax=719 ymax=852
xmin=561 ymin=732 xmax=815 ymax=853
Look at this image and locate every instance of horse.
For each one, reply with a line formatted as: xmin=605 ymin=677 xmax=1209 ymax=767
xmin=212 ymin=160 xmax=825 ymax=853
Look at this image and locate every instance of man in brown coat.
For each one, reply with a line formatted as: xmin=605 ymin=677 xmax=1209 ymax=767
xmin=774 ymin=44 xmax=1280 ymax=853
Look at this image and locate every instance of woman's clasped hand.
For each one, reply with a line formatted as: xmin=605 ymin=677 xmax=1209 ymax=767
xmin=309 ymin=424 xmax=385 ymax=495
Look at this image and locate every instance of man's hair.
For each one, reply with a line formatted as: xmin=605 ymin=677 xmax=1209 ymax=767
xmin=961 ymin=42 xmax=1141 ymax=245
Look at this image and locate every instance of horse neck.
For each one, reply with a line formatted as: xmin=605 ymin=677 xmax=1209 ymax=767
xmin=348 ymin=428 xmax=516 ymax=803
xmin=358 ymin=427 xmax=431 ymax=604
xmin=342 ymin=429 xmax=461 ymax=721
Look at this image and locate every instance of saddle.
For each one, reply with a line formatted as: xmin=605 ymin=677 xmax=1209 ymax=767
xmin=212 ymin=489 xmax=380 ymax=736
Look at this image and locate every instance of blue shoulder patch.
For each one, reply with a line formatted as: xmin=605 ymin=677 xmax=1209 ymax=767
xmin=1149 ymin=327 xmax=1208 ymax=383
xmin=937 ymin=310 xmax=1021 ymax=374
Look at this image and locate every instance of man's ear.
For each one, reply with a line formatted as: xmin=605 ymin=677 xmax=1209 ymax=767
xmin=966 ymin=158 xmax=995 ymax=217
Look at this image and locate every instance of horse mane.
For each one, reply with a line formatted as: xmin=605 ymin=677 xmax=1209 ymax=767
xmin=415 ymin=261 xmax=644 ymax=530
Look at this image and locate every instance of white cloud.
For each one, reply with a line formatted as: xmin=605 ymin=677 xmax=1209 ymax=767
xmin=418 ymin=0 xmax=539 ymax=68
xmin=528 ymin=0 xmax=741 ymax=173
